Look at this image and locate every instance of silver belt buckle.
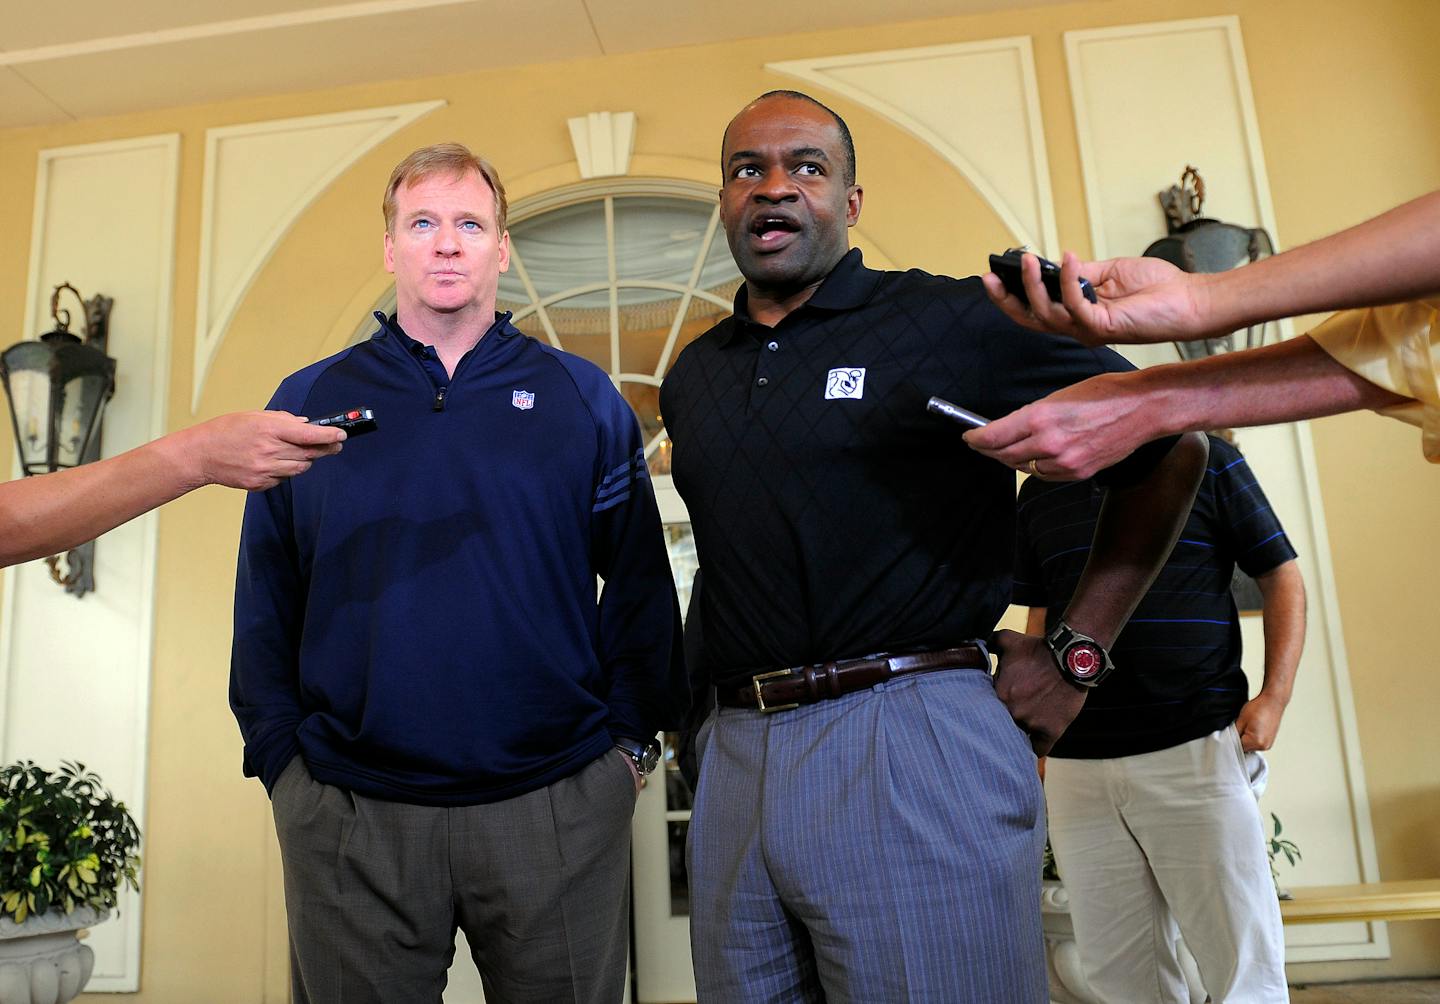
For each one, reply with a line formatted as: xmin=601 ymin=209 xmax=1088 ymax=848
xmin=751 ymin=669 xmax=799 ymax=713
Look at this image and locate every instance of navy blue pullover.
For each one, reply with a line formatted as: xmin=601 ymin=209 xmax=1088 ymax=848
xmin=230 ymin=313 xmax=685 ymax=806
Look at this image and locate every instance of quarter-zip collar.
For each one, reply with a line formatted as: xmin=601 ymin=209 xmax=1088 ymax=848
xmin=371 ymin=310 xmax=519 ymax=411
xmin=372 ymin=310 xmax=517 ymax=363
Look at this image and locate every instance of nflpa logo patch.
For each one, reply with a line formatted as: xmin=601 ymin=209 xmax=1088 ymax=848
xmin=825 ymin=367 xmax=866 ymax=400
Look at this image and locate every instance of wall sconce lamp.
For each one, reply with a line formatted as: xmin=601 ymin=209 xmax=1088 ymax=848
xmin=1145 ymin=166 xmax=1276 ymax=361
xmin=0 ymin=283 xmax=117 ymax=597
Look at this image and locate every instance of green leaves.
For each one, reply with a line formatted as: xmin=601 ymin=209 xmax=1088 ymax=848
xmin=0 ymin=761 xmax=141 ymax=925
xmin=1267 ymin=811 xmax=1302 ymax=884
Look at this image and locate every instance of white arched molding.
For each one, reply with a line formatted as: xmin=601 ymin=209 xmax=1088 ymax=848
xmin=767 ymin=38 xmax=1059 ymax=257
xmin=1065 ymin=16 xmax=1386 ymax=964
xmin=191 ymin=99 xmax=445 ymax=411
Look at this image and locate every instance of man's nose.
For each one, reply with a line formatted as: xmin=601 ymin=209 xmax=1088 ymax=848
xmin=435 ymin=226 xmax=461 ymax=253
xmin=753 ymin=167 xmax=798 ymax=202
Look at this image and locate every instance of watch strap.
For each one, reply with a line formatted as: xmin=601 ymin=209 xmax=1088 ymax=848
xmin=1044 ymin=621 xmax=1114 ymax=689
xmin=613 ymin=737 xmax=661 ymax=776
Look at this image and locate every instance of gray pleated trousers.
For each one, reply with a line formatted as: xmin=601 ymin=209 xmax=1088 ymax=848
xmin=687 ymin=667 xmax=1048 ymax=1003
xmin=271 ymin=751 xmax=637 ymax=1004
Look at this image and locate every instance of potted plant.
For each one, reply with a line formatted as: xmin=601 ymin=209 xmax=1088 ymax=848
xmin=0 ymin=761 xmax=141 ymax=1004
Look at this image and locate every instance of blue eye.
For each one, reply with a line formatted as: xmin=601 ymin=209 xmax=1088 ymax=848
xmin=460 ymin=221 xmax=480 ymax=230
xmin=414 ymin=219 xmax=433 ymax=230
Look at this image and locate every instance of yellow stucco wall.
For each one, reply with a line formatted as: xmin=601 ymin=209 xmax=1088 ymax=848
xmin=0 ymin=0 xmax=1435 ymax=997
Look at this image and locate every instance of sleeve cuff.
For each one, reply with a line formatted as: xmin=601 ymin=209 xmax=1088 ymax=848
xmin=1308 ymin=301 xmax=1440 ymax=462
xmin=243 ymin=726 xmax=302 ymax=796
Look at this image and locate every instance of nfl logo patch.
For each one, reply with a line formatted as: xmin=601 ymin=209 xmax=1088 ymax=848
xmin=512 ymin=390 xmax=535 ymax=410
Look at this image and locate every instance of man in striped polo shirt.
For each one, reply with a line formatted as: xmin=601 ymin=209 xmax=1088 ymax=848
xmin=1015 ymin=433 xmax=1306 ymax=1004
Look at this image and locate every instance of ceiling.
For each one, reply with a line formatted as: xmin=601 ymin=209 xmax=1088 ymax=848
xmin=0 ymin=0 xmax=1054 ymax=129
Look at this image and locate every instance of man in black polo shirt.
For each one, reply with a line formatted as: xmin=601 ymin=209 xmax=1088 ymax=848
xmin=658 ymin=90 xmax=1209 ymax=1001
xmin=1015 ymin=434 xmax=1304 ymax=1003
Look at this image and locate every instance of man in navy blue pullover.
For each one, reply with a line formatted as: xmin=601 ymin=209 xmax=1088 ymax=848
xmin=230 ymin=143 xmax=685 ymax=1003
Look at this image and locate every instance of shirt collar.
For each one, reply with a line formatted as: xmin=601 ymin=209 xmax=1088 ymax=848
xmin=722 ymin=248 xmax=881 ymax=344
xmin=373 ymin=310 xmax=517 ymax=356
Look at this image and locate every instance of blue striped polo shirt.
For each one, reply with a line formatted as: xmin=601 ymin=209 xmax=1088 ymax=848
xmin=1013 ymin=435 xmax=1296 ymax=759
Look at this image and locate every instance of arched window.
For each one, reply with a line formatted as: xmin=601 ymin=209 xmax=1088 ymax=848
xmin=366 ymin=179 xmax=740 ymax=476
xmin=498 ymin=180 xmax=738 ymax=474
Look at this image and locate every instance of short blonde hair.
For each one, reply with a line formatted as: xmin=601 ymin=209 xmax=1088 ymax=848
xmin=382 ymin=143 xmax=508 ymax=234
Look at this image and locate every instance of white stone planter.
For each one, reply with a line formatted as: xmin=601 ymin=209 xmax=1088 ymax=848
xmin=0 ymin=907 xmax=106 ymax=1004
xmin=1041 ymin=880 xmax=1204 ymax=1004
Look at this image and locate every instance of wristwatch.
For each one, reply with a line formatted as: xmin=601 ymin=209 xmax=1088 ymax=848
xmin=1044 ymin=621 xmax=1115 ymax=689
xmin=613 ymin=737 xmax=662 ymax=776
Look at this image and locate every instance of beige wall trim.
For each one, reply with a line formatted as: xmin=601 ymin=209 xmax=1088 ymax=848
xmin=1286 ymin=418 xmax=1390 ymax=961
xmin=0 ymin=0 xmax=481 ymax=67
xmin=567 ymin=111 xmax=637 ymax=179
xmin=766 ymin=38 xmax=1059 ymax=257
xmin=192 ymin=99 xmax=445 ymax=412
xmin=1 ymin=131 xmax=181 ymax=992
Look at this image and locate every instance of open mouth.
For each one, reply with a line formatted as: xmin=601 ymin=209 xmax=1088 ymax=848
xmin=750 ymin=214 xmax=801 ymax=248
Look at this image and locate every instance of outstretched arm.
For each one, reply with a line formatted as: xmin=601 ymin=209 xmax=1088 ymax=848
xmin=992 ymin=432 xmax=1209 ymax=755
xmin=983 ymin=189 xmax=1440 ymax=345
xmin=0 ymin=410 xmax=343 ymax=568
xmin=964 ymin=335 xmax=1409 ymax=481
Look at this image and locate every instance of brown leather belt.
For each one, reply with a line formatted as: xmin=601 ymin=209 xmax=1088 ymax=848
xmin=716 ymin=644 xmax=990 ymax=713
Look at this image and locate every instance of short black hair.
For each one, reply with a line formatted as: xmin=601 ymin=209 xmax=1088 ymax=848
xmin=724 ymin=90 xmax=857 ymax=186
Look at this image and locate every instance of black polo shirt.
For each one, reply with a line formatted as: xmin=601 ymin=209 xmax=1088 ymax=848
xmin=1013 ymin=435 xmax=1297 ymax=758
xmin=660 ymin=248 xmax=1166 ymax=690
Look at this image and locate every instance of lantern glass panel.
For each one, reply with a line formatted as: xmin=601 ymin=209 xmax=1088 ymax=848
xmin=5 ymin=367 xmax=53 ymax=473
xmin=57 ymin=371 xmax=107 ymax=467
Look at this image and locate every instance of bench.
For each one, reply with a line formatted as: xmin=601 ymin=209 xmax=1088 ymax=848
xmin=1279 ymin=879 xmax=1440 ymax=925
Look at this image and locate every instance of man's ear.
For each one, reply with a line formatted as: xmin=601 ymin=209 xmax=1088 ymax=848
xmin=497 ymin=231 xmax=511 ymax=274
xmin=384 ymin=231 xmax=396 ymax=273
xmin=846 ymin=185 xmax=864 ymax=228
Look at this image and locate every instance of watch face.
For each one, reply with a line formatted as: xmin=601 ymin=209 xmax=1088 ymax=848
xmin=639 ymin=744 xmax=661 ymax=774
xmin=1064 ymin=643 xmax=1104 ymax=681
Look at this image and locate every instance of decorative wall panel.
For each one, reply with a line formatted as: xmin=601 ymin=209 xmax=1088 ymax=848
xmin=1066 ymin=16 xmax=1386 ymax=962
xmin=0 ymin=132 xmax=180 ymax=991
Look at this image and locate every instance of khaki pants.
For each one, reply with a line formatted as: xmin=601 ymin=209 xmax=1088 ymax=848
xmin=1045 ymin=726 xmax=1287 ymax=1004
xmin=271 ymin=752 xmax=637 ymax=1004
